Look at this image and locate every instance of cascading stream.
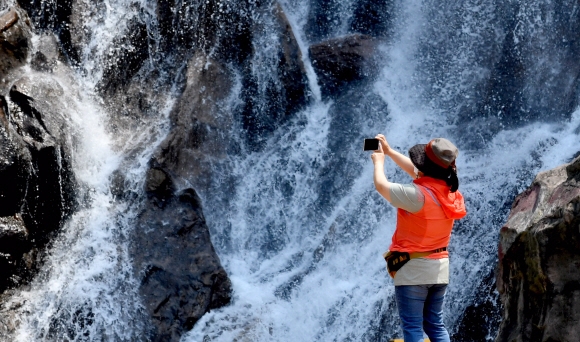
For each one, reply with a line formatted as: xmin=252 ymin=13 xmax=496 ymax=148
xmin=1 ymin=1 xmax=174 ymax=340
xmin=0 ymin=0 xmax=578 ymax=341
xmin=185 ymin=0 xmax=580 ymax=341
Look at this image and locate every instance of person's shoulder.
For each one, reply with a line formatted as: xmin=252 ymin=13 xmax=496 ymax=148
xmin=389 ymin=183 xmax=424 ymax=212
xmin=392 ymin=182 xmax=417 ymax=191
xmin=391 ymin=183 xmax=421 ymax=197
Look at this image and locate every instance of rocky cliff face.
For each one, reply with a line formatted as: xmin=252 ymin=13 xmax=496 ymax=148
xmin=5 ymin=0 xmax=574 ymax=340
xmin=497 ymin=155 xmax=580 ymax=342
xmin=0 ymin=5 xmax=77 ymax=295
xmin=0 ymin=2 xmax=233 ymax=341
xmin=1 ymin=0 xmax=360 ymax=340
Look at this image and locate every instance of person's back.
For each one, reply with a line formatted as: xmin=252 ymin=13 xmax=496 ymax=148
xmin=392 ymin=176 xmax=465 ymax=256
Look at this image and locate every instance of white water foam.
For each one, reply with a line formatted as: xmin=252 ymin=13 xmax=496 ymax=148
xmin=4 ymin=1 xmax=173 ymax=340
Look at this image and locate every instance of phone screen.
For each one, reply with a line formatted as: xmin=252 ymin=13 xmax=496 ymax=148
xmin=363 ymin=138 xmax=379 ymax=151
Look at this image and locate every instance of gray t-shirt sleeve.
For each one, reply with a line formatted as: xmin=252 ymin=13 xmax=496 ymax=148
xmin=389 ymin=183 xmax=425 ymax=213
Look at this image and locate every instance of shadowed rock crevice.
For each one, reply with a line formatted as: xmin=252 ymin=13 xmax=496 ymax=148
xmin=452 ymin=268 xmax=502 ymax=342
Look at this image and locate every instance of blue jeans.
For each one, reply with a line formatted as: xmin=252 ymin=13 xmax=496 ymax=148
xmin=394 ymin=284 xmax=450 ymax=342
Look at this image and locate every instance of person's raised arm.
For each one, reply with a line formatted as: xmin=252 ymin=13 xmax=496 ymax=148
xmin=371 ymin=143 xmax=392 ymax=202
xmin=376 ymin=134 xmax=416 ymax=179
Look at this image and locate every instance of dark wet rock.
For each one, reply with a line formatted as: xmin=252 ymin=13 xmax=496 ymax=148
xmin=137 ymin=51 xmax=235 ymax=340
xmin=17 ymin=0 xmax=79 ymax=64
xmin=0 ymin=72 xmax=78 ymax=292
xmin=0 ymin=12 xmax=79 ymax=292
xmin=67 ymin=0 xmax=103 ymax=57
xmin=133 ymin=186 xmax=231 ymax=341
xmin=0 ymin=97 xmax=31 ymax=218
xmin=451 ymin=269 xmax=502 ymax=342
xmin=271 ymin=1 xmax=310 ymax=116
xmin=97 ymin=17 xmax=150 ymax=95
xmin=0 ymin=6 xmax=32 ymax=76
xmin=154 ymin=0 xmax=254 ymax=64
xmin=0 ymin=214 xmax=29 ymax=290
xmin=496 ymin=155 xmax=580 ymax=342
xmin=349 ymin=0 xmax=394 ymax=38
xmin=303 ymin=0 xmax=343 ymax=42
xmin=468 ymin=1 xmax=580 ymax=129
xmin=239 ymin=1 xmax=311 ymax=150
xmin=309 ymin=34 xmax=378 ymax=99
xmin=153 ymin=51 xmax=233 ymax=189
xmin=145 ymin=167 xmax=175 ymax=204
xmin=193 ymin=0 xmax=254 ymax=65
xmin=304 ymin=0 xmax=393 ymax=41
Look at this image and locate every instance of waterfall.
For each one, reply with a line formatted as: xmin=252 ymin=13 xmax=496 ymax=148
xmin=1 ymin=0 xmax=174 ymax=340
xmin=1 ymin=0 xmax=579 ymax=341
xmin=183 ymin=0 xmax=580 ymax=341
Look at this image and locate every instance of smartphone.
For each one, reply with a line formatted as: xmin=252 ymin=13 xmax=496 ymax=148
xmin=363 ymin=138 xmax=379 ymax=151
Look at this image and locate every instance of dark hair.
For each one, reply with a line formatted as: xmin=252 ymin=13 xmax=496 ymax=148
xmin=420 ymin=156 xmax=459 ymax=192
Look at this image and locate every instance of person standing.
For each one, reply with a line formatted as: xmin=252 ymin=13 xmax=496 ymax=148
xmin=370 ymin=134 xmax=466 ymax=342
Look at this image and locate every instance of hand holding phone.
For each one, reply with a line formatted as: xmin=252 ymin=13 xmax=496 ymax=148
xmin=363 ymin=138 xmax=380 ymax=151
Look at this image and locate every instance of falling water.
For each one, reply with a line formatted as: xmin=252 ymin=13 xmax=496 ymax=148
xmin=1 ymin=0 xmax=174 ymax=340
xmin=183 ymin=1 xmax=580 ymax=341
xmin=0 ymin=0 xmax=579 ymax=341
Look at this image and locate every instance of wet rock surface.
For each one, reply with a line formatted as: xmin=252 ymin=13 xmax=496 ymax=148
xmin=133 ymin=186 xmax=231 ymax=341
xmin=152 ymin=51 xmax=233 ymax=189
xmin=131 ymin=120 xmax=235 ymax=341
xmin=17 ymin=0 xmax=80 ymax=63
xmin=0 ymin=6 xmax=31 ymax=75
xmin=349 ymin=0 xmax=394 ymax=39
xmin=239 ymin=1 xmax=311 ymax=150
xmin=309 ymin=34 xmax=378 ymax=99
xmin=496 ymin=155 xmax=580 ymax=342
xmin=0 ymin=4 xmax=77 ymax=294
xmin=304 ymin=0 xmax=394 ymax=42
xmin=451 ymin=269 xmax=502 ymax=342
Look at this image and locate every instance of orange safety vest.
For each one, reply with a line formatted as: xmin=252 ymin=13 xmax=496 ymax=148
xmin=389 ymin=177 xmax=467 ymax=259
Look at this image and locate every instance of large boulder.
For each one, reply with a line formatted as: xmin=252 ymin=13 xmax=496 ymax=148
xmin=0 ymin=4 xmax=79 ymax=293
xmin=309 ymin=34 xmax=378 ymax=99
xmin=132 ymin=48 xmax=234 ymax=341
xmin=152 ymin=51 xmax=234 ymax=188
xmin=130 ymin=170 xmax=231 ymax=341
xmin=496 ymin=155 xmax=580 ymax=342
xmin=0 ymin=72 xmax=77 ymax=292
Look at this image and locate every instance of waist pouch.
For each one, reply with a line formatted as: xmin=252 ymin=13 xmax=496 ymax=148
xmin=383 ymin=247 xmax=447 ymax=278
